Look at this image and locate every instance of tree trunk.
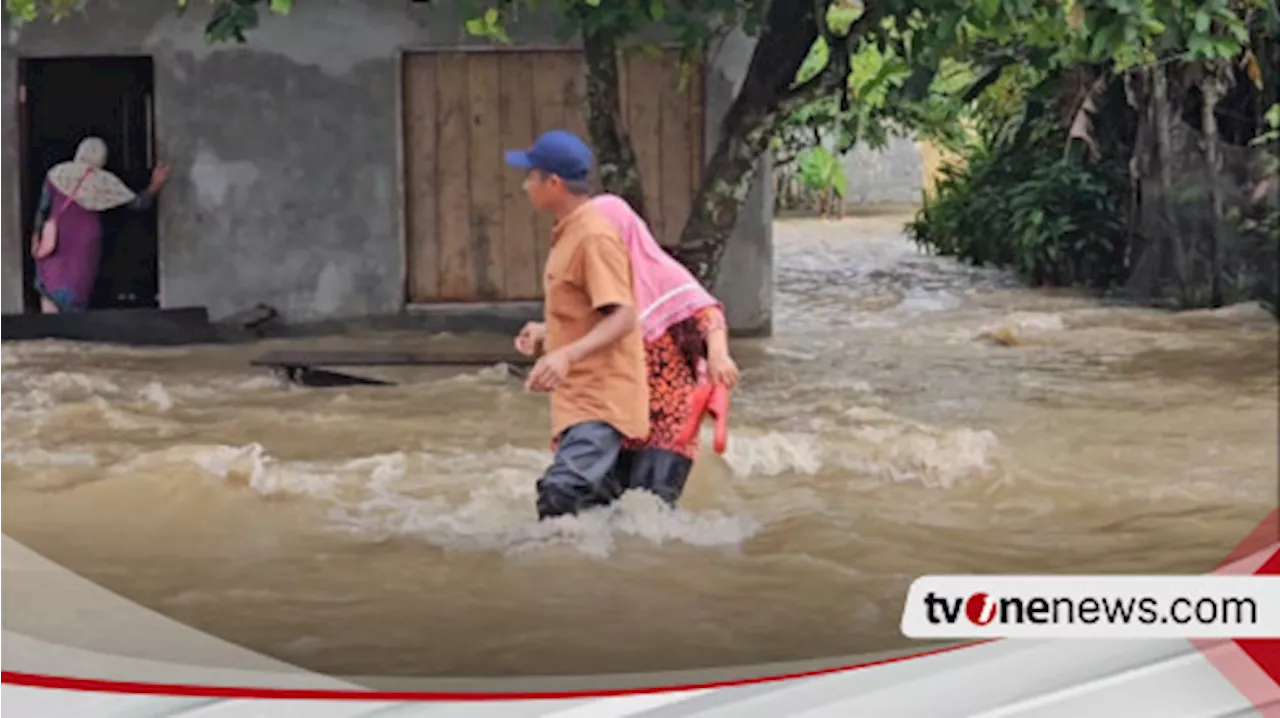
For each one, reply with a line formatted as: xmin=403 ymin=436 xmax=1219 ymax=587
xmin=580 ymin=28 xmax=647 ymax=220
xmin=1152 ymin=64 xmax=1189 ymax=301
xmin=675 ymin=104 xmax=782 ymax=284
xmin=674 ymin=0 xmax=881 ymax=286
xmin=1200 ymin=61 xmax=1230 ymax=307
xmin=1122 ymin=72 xmax=1147 ymax=283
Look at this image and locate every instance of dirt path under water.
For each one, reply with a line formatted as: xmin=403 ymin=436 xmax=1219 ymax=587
xmin=3 ymin=215 xmax=1276 ymax=679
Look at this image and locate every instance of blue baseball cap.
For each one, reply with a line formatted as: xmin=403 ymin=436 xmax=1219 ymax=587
xmin=504 ymin=129 xmax=593 ymax=183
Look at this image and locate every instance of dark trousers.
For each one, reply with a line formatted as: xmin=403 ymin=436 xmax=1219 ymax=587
xmin=536 ymin=421 xmax=627 ymax=519
xmin=614 ymin=447 xmax=694 ymax=507
xmin=536 ymin=422 xmax=696 ymax=519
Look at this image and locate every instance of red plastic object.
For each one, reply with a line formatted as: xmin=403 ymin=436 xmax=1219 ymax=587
xmin=678 ymin=383 xmax=731 ymax=454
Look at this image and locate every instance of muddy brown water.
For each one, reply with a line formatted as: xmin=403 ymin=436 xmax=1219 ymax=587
xmin=3 ymin=216 xmax=1276 ymax=678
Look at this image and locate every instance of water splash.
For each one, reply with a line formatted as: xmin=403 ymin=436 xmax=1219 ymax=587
xmin=719 ymin=408 xmax=1003 ymax=489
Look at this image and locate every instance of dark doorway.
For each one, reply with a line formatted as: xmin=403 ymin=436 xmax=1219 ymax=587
xmin=19 ymin=56 xmax=158 ymax=313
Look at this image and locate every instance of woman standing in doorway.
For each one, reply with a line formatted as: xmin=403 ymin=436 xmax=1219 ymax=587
xmin=516 ymin=193 xmax=741 ymax=507
xmin=30 ymin=136 xmax=170 ymax=314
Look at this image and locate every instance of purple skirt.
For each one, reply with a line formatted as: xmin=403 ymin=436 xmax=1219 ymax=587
xmin=35 ymin=183 xmax=104 ymax=312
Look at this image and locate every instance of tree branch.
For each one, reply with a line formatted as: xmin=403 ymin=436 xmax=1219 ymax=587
xmin=782 ymin=0 xmax=884 ymax=109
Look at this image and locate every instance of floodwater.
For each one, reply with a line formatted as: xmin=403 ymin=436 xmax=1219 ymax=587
xmin=3 ymin=215 xmax=1277 ymax=678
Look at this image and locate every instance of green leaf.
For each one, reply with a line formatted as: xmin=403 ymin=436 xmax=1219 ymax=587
xmin=1264 ymin=104 xmax=1280 ymax=129
xmin=1194 ymin=10 xmax=1210 ymax=34
xmin=268 ymin=0 xmax=292 ymax=15
xmin=6 ymin=0 xmax=37 ymax=22
xmin=1186 ymin=30 xmax=1207 ymax=56
xmin=648 ymin=0 xmax=664 ymax=22
xmin=936 ymin=12 xmax=961 ymax=43
xmin=1140 ymin=19 xmax=1166 ymax=35
xmin=1208 ymin=36 xmax=1240 ymax=59
xmin=204 ymin=0 xmax=261 ymax=44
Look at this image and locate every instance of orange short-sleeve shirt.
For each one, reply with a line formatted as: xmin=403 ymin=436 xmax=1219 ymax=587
xmin=543 ymin=202 xmax=649 ymax=441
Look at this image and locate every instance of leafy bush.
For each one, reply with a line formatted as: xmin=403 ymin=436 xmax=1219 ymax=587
xmin=1223 ymin=142 xmax=1280 ymax=312
xmin=905 ymin=114 xmax=1130 ymax=289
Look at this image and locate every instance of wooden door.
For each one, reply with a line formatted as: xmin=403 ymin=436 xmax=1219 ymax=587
xmin=402 ymin=47 xmax=704 ymax=303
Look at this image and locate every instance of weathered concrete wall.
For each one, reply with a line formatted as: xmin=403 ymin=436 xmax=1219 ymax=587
xmin=705 ymin=29 xmax=773 ymax=337
xmin=2 ymin=0 xmax=565 ymax=322
xmin=1 ymin=45 xmax=21 ymax=312
xmin=2 ymin=0 xmax=771 ymax=334
xmin=841 ymin=135 xmax=927 ymax=206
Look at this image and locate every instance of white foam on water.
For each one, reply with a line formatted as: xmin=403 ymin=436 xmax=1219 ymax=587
xmin=1 ymin=387 xmax=58 ymax=423
xmin=140 ymin=381 xmax=175 ymax=412
xmin=762 ymin=346 xmax=820 ymax=362
xmin=1175 ymin=300 xmax=1277 ymax=325
xmin=322 ymin=448 xmax=761 ymax=557
xmin=2 ymin=448 xmax=99 ymax=468
xmin=895 ymin=288 xmax=964 ymax=314
xmin=90 ymin=397 xmax=183 ymax=432
xmin=462 ymin=363 xmax=525 ymax=383
xmin=97 ymin=441 xmax=762 ymax=557
xmin=720 ymin=407 xmax=1004 ymax=489
xmin=2 ymin=340 xmax=96 ymax=360
xmin=0 ymin=364 xmax=297 ymax=431
xmin=110 ymin=443 xmax=345 ymax=500
xmin=721 ymin=432 xmax=826 ymax=477
xmin=16 ymin=370 xmax=124 ymax=395
xmin=976 ymin=311 xmax=1069 ymax=345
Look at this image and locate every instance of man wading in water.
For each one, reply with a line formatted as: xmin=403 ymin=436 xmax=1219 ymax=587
xmin=506 ymin=130 xmax=650 ymax=519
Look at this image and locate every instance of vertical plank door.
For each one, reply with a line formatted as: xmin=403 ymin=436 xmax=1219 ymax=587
xmin=402 ymin=48 xmax=705 ymax=303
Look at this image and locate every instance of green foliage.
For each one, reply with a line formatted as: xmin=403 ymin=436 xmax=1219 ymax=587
xmin=796 ymin=146 xmax=848 ymax=198
xmin=1251 ymin=104 xmax=1280 ymax=146
xmin=454 ymin=0 xmax=769 ymax=71
xmin=203 ymin=0 xmax=264 ymax=43
xmin=5 ymin=0 xmax=295 ymax=43
xmin=1222 ymin=142 xmax=1280 ymax=309
xmin=463 ymin=6 xmax=510 ymax=44
xmin=863 ymin=0 xmax=1273 ymax=300
xmin=773 ymin=0 xmax=1265 ymax=169
xmin=906 ymin=111 xmax=1130 ymax=289
xmin=3 ymin=0 xmax=765 ymax=55
xmin=775 ymin=3 xmax=980 ymax=176
xmin=3 ymin=0 xmax=77 ymax=24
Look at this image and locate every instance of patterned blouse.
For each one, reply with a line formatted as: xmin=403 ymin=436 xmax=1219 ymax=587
xmin=623 ymin=305 xmax=727 ymax=459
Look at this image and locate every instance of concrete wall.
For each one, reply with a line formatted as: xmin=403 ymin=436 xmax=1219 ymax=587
xmin=1 ymin=45 xmax=21 ymax=313
xmin=1 ymin=0 xmax=773 ymax=335
xmin=840 ymin=135 xmax=927 ymax=206
xmin=773 ymin=127 xmax=928 ymax=216
xmin=705 ymin=30 xmax=773 ymax=338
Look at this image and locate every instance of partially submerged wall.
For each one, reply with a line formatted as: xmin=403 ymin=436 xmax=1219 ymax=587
xmin=5 ymin=0 xmax=431 ymax=321
xmin=705 ymin=29 xmax=774 ymax=337
xmin=840 ymin=136 xmax=927 ymax=206
xmin=1 ymin=0 xmax=773 ymax=335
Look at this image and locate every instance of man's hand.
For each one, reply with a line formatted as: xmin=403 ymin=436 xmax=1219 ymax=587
xmin=525 ymin=347 xmax=572 ymax=393
xmin=514 ymin=321 xmax=546 ymax=357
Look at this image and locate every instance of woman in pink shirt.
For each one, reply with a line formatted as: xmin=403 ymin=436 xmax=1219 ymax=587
xmin=520 ymin=194 xmax=741 ymax=507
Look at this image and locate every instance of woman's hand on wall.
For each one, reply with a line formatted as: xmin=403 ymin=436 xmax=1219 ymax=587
xmin=147 ymin=163 xmax=171 ymax=194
